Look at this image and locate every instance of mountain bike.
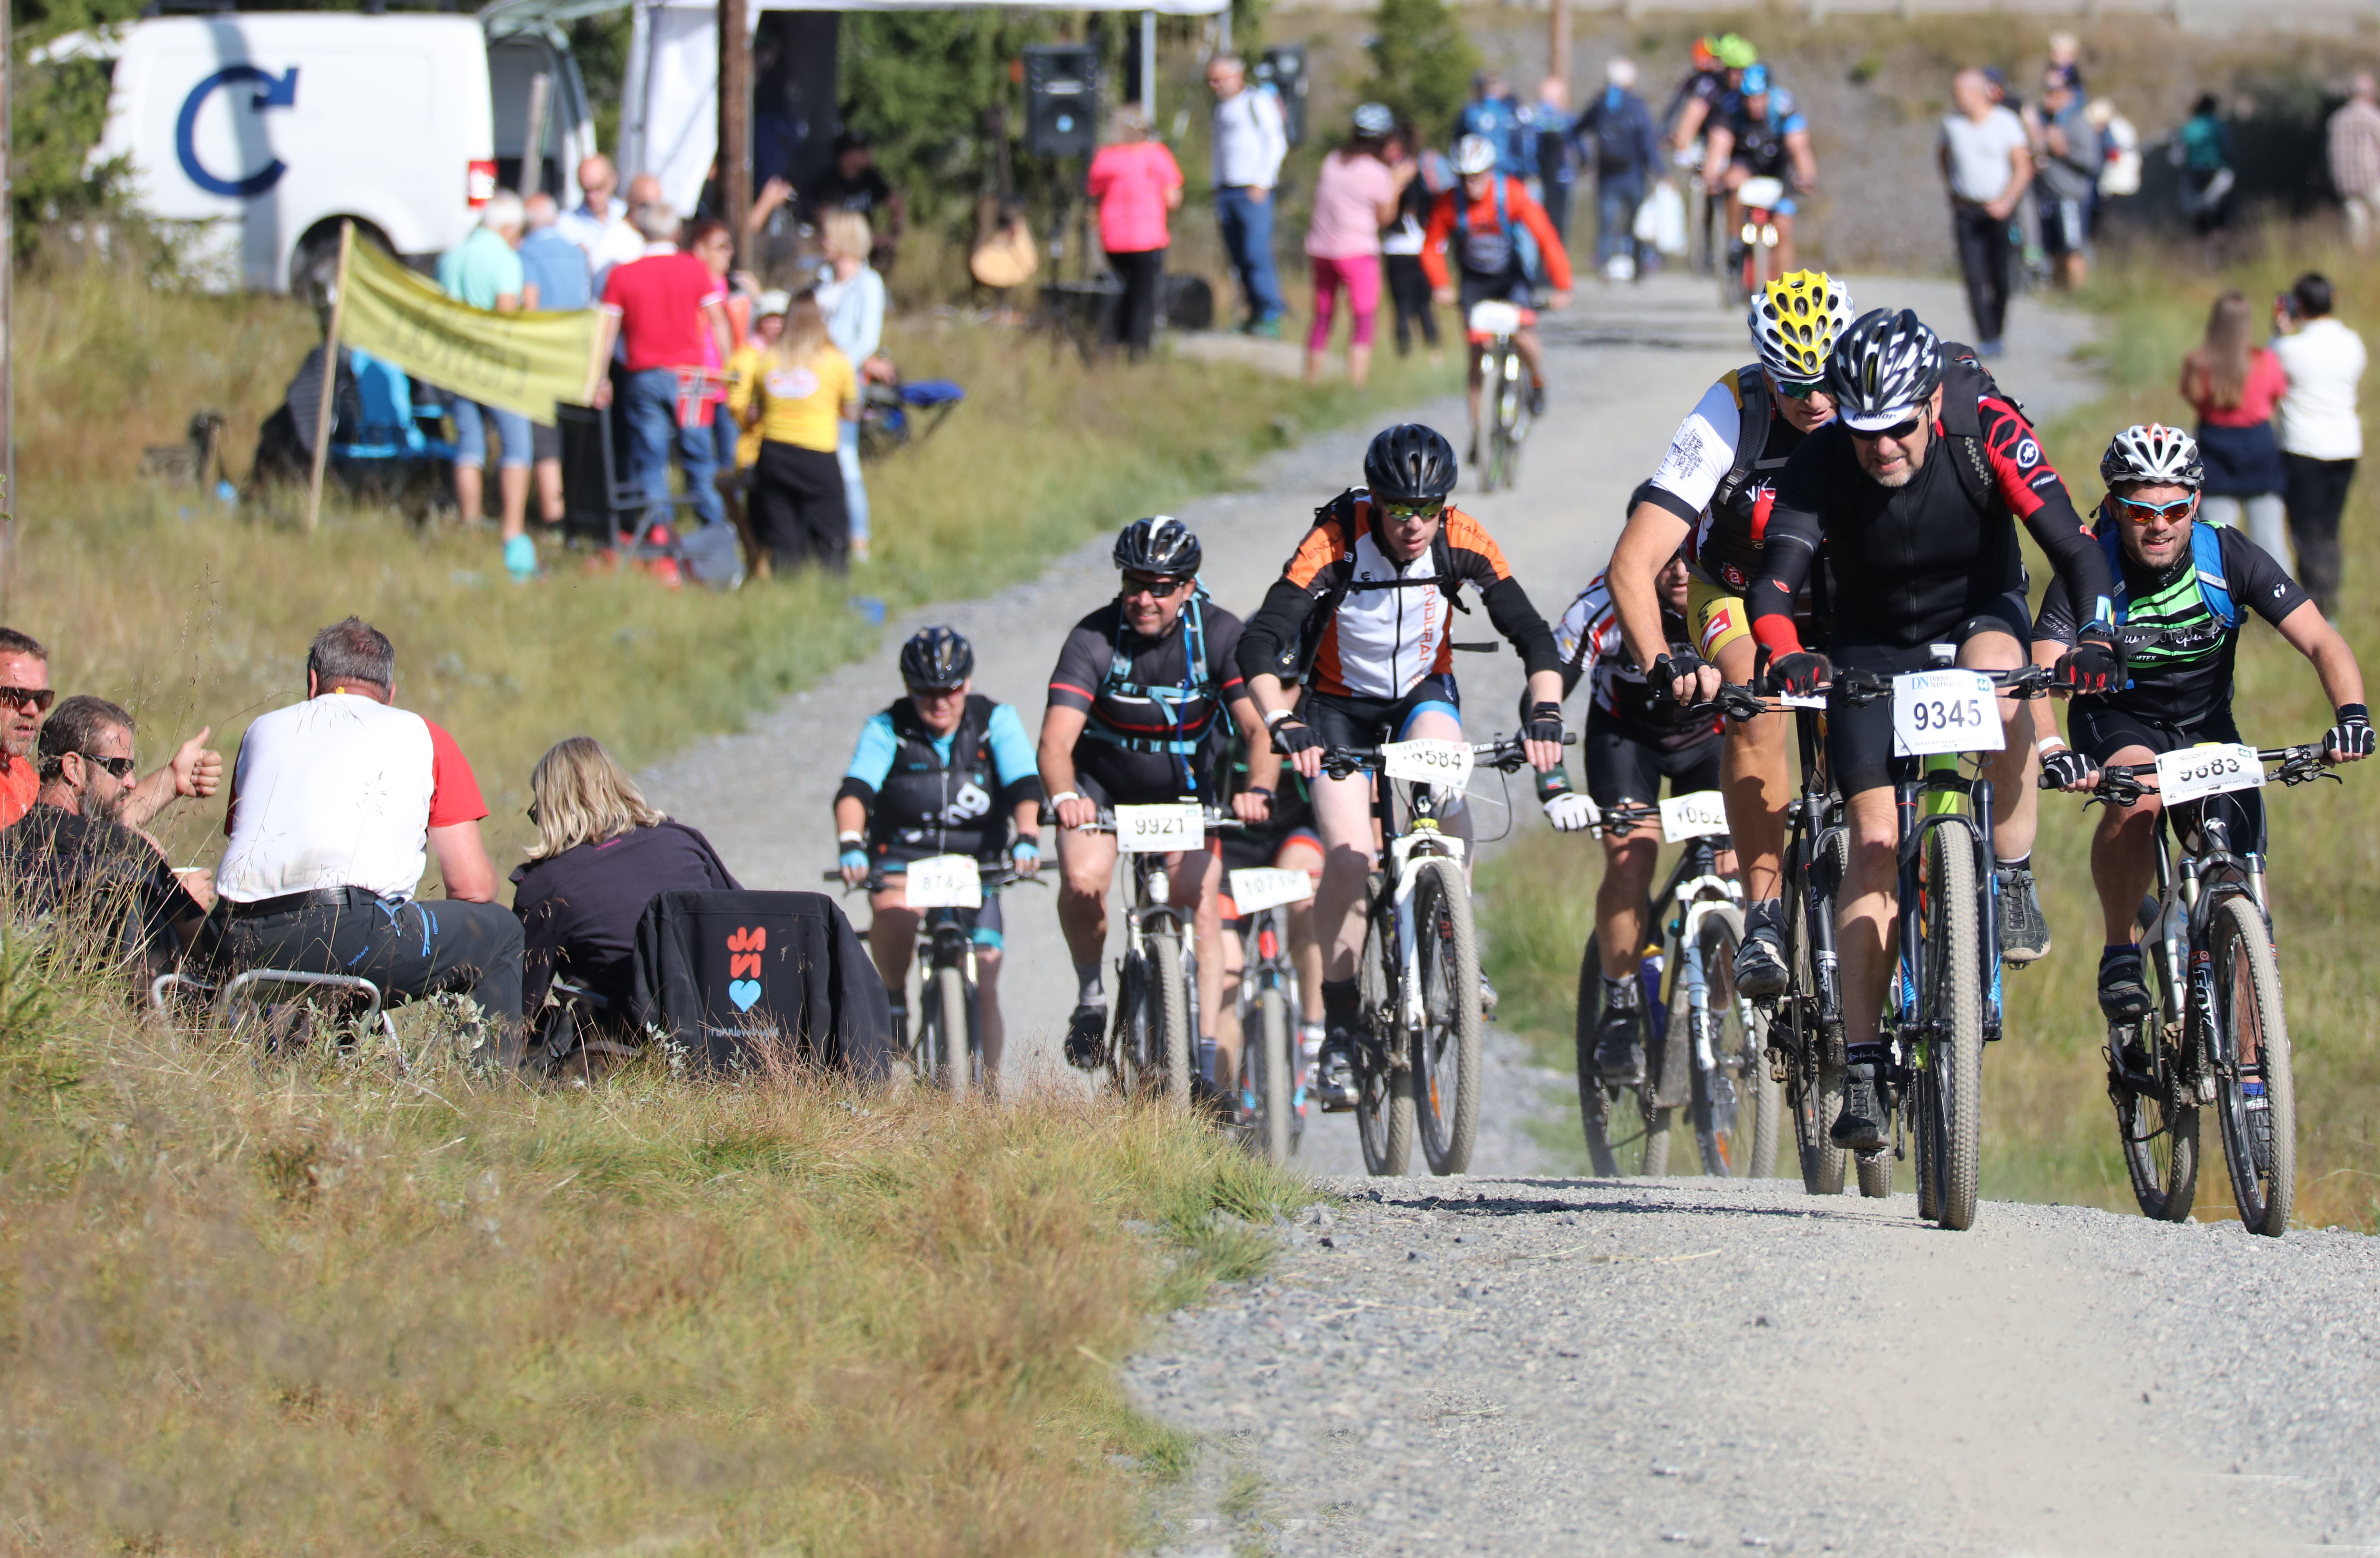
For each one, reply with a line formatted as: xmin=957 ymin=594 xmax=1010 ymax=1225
xmin=1319 ymin=732 xmax=1549 ymax=1176
xmin=826 ymin=858 xmax=1041 ymax=1097
xmin=1466 ymin=300 xmax=1531 ymax=493
xmin=1225 ymin=863 xmax=1312 ymax=1164
xmin=1726 ymin=174 xmax=1786 ymax=305
xmin=2042 ymin=740 xmax=2335 ymax=1236
xmin=1572 ymin=796 xmax=1778 ymax=1178
xmin=1079 ymin=803 xmax=1243 ymax=1110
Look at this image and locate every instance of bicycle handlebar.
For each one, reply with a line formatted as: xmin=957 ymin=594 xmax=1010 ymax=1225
xmin=1069 ymin=804 xmax=1251 ymax=835
xmin=1314 ymin=731 xmax=1576 ymax=781
xmin=1694 ymin=665 xmax=2064 ymax=720
xmin=2035 ymin=740 xmax=2344 ymax=807
xmin=821 ymin=863 xmax=1052 ymax=893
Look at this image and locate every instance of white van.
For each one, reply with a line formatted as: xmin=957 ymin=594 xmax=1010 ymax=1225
xmin=48 ymin=9 xmax=594 ymax=293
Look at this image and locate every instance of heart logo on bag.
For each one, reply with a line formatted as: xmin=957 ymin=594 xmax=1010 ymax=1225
xmin=727 ymin=927 xmax=766 ymax=952
xmin=728 ymin=978 xmax=763 ymax=1012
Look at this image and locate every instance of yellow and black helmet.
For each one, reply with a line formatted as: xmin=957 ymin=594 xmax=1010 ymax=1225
xmin=1748 ymin=270 xmax=1854 ymax=386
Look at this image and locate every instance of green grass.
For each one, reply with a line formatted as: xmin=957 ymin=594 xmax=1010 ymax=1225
xmin=1483 ymin=229 xmax=2380 ymax=1229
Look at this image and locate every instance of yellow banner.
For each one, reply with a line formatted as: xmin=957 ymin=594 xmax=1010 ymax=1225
xmin=336 ymin=229 xmax=610 ymax=422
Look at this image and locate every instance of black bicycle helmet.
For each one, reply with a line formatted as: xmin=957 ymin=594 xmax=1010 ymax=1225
xmin=1826 ymin=307 xmax=1945 ymax=433
xmin=1363 ymin=423 xmax=1460 ymax=504
xmin=1113 ymin=516 xmax=1202 ymax=577
xmin=899 ymin=625 xmax=975 ymax=689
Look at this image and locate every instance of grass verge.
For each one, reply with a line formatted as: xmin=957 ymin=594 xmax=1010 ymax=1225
xmin=1483 ymin=230 xmax=2380 ymax=1229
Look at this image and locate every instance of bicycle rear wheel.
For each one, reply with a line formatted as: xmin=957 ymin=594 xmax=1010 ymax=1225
xmin=1678 ymin=908 xmax=1777 ymax=1177
xmin=1413 ymin=858 xmax=1482 ymax=1175
xmin=1785 ymin=834 xmax=1849 ymax=1195
xmin=1918 ymin=826 xmax=1985 ymax=1230
xmin=2210 ymin=894 xmax=2294 ymax=1236
xmin=934 ymin=962 xmax=972 ymax=1098
xmin=1149 ymin=929 xmax=1192 ymax=1111
xmin=1357 ymin=906 xmax=1413 ymax=1175
xmin=1258 ymin=984 xmax=1294 ymax=1164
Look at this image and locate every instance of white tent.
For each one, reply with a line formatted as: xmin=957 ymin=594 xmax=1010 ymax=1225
xmin=479 ymin=0 xmax=1228 ymax=216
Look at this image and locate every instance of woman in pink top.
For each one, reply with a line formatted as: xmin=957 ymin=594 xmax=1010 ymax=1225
xmin=1086 ymin=108 xmax=1184 ymax=361
xmin=2179 ymin=289 xmax=2292 ymax=563
xmin=1303 ymin=103 xmax=1411 ymax=388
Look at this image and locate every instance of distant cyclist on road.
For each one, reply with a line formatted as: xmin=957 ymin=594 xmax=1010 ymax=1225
xmin=2031 ymin=423 xmax=2368 ymax=1027
xmin=1037 ymin=518 xmax=1278 ymax=1101
xmin=1701 ymin=63 xmax=1817 ymax=277
xmin=1666 ymin=34 xmax=1757 ymax=272
xmin=1746 ymin=308 xmax=2120 ymax=1151
xmin=1606 ymin=269 xmax=1853 ymax=1007
xmin=1237 ymin=424 xmax=1566 ymax=1108
xmin=1422 ymin=134 xmax=1573 ymax=435
xmin=1539 ymin=549 xmax=1727 ymax=1084
xmin=836 ymin=627 xmax=1043 ymax=1082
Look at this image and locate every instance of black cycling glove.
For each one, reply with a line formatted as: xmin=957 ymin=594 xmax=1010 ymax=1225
xmin=2327 ymin=703 xmax=2373 ymax=760
xmin=2039 ymin=746 xmax=2095 ymax=791
xmin=1646 ymin=648 xmax=1708 ymax=706
xmin=1270 ymin=718 xmax=1322 ymax=758
xmin=2057 ymin=636 xmax=2123 ymax=697
xmin=1524 ymin=700 xmax=1566 ymax=746
xmin=1765 ymin=650 xmax=1831 ymax=699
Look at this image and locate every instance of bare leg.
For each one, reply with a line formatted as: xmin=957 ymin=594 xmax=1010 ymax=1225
xmin=2088 ymin=744 xmax=2162 ymax=944
xmin=1836 ymin=787 xmax=1900 ymax=1052
xmin=1597 ymin=829 xmax=1661 ymax=978
xmin=1170 ymin=846 xmax=1232 ymax=1085
xmin=975 ymin=947 xmax=1005 ymax=1093
xmin=534 ymin=457 xmax=566 ymax=523
xmin=1714 ymin=634 xmax=1788 ymax=901
xmin=1959 ymin=631 xmax=2037 ymax=861
xmin=498 ymin=465 xmax=531 ymax=543
xmin=1311 ymin=769 xmax=1378 ymax=980
xmin=1277 ymin=836 xmax=1327 ymax=1020
xmin=1348 ymin=342 xmax=1373 ymax=390
xmin=454 ymin=463 xmax=484 ymax=523
xmin=1056 ymin=828 xmax=1118 ymax=976
xmin=866 ymin=889 xmax=918 ymax=1007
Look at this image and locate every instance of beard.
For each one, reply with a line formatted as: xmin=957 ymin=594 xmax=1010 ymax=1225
xmin=1868 ymin=462 xmax=1919 ymax=489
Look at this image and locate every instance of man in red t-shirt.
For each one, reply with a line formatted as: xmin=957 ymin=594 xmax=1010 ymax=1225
xmin=0 ymin=626 xmax=221 ymax=833
xmin=600 ymin=202 xmax=734 ymax=534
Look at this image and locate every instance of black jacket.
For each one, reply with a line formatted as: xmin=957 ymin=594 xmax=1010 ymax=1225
xmin=629 ymin=889 xmax=894 ymax=1078
xmin=511 ymin=820 xmax=740 ymax=1019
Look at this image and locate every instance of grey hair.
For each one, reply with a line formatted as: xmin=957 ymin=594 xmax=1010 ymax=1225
xmin=631 ymin=202 xmax=682 ymax=243
xmin=480 ymin=189 xmax=526 ymax=234
xmin=307 ymin=617 xmax=395 ymax=691
xmin=524 ymin=191 xmax=560 ymax=229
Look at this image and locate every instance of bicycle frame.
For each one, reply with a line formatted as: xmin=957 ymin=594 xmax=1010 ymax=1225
xmin=1778 ymin=705 xmax=1847 ymax=1073
xmin=1889 ymin=757 xmax=2003 ymax=1052
xmin=1376 ymin=772 xmax=1467 ymax=1039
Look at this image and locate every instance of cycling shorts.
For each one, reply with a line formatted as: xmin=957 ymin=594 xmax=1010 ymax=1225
xmin=2068 ymin=703 xmax=2264 ymax=855
xmin=1826 ymin=590 xmax=2032 ymax=798
xmin=1459 ymin=265 xmax=1536 ymax=323
xmin=1072 ymin=748 xmax=1221 ymax=812
xmin=1301 ymin=672 xmax=1461 ymax=760
xmin=1685 ymin=574 xmax=1753 ymax=659
xmin=1584 ymin=704 xmax=1723 ymax=811
xmin=872 ymin=876 xmax=1006 ymax=950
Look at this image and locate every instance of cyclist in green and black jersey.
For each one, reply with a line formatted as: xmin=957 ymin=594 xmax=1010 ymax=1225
xmin=2032 ymin=423 xmax=2369 ymax=1020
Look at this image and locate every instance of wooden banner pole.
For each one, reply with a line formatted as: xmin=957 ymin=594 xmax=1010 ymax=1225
xmin=302 ymin=221 xmax=354 ymax=534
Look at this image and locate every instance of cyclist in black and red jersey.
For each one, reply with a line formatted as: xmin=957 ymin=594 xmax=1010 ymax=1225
xmin=1746 ymin=307 xmax=2121 ymax=1151
xmin=1237 ymin=424 xmax=1566 ymax=1108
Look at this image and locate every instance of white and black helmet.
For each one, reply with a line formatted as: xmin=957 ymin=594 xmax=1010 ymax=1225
xmin=1114 ymin=516 xmax=1202 ymax=577
xmin=2100 ymin=422 xmax=2204 ymax=491
xmin=1452 ymin=134 xmax=1498 ymax=176
xmin=1826 ymin=307 xmax=1945 ymax=433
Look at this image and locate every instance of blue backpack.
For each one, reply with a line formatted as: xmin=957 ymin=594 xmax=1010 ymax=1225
xmin=2096 ymin=518 xmax=2238 ymax=631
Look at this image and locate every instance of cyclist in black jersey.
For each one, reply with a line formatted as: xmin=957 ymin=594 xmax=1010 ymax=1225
xmin=1541 ymin=550 xmax=1727 ymax=1083
xmin=1609 ymin=270 xmax=1851 ymax=1004
xmin=1746 ymin=307 xmax=2121 ymax=1151
xmin=1038 ymin=517 xmax=1279 ymax=1093
xmin=2031 ymin=423 xmax=2368 ymax=1022
xmin=1700 ymin=64 xmax=1817 ymax=274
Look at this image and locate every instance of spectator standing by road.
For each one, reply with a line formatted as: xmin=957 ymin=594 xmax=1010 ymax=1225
xmin=2181 ymin=290 xmax=2292 ymax=567
xmin=2034 ymin=68 xmax=2098 ymax=289
xmin=816 ymin=210 xmax=892 ymax=562
xmin=211 ymin=619 xmax=526 ymax=1064
xmin=2088 ymin=97 xmax=2141 ymax=231
xmin=2329 ymin=73 xmax=2380 ymax=251
xmin=1938 ymin=68 xmax=2032 ymax=358
xmin=803 ymin=132 xmax=906 ymax=275
xmin=2176 ymin=95 xmax=2235 ymax=248
xmin=1208 ymin=55 xmax=1289 ymax=338
xmin=2274 ymin=272 xmax=2367 ymax=619
xmin=600 ymin=203 xmax=733 ymax=541
xmin=1456 ymin=70 xmax=1536 ymax=181
xmin=685 ymin=216 xmax=750 ymax=523
xmin=1086 ymin=107 xmax=1184 ymax=364
xmin=1303 ymin=103 xmax=1405 ymax=390
xmin=1577 ymin=57 xmax=1661 ymax=282
xmin=437 ymin=191 xmax=537 ymax=582
xmin=1533 ymin=77 xmax=1577 ymax=240
xmin=731 ymin=290 xmax=789 ymax=472
xmin=1379 ymin=123 xmax=1446 ymax=365
xmin=557 ymin=154 xmax=642 ymax=287
xmin=730 ymin=293 xmax=858 ymax=574
xmin=518 ymin=192 xmax=590 ymax=533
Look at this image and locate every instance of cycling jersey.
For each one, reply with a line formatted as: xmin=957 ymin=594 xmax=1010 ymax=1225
xmin=1239 ymin=490 xmax=1562 ymax=700
xmin=1049 ymin=598 xmax=1249 ymax=801
xmin=1643 ymin=366 xmax=1813 ymax=594
xmin=1719 ymin=85 xmax=1806 ymax=179
xmin=2035 ymin=521 xmax=2308 ymax=731
xmin=1554 ymin=570 xmax=1723 ymax=753
xmin=1420 ymin=178 xmax=1574 ymax=292
xmin=1750 ymin=389 xmax=2112 ymax=653
xmin=838 ymin=695 xmax=1040 ymax=866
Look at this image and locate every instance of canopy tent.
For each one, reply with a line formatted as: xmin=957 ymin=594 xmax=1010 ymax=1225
xmin=478 ymin=0 xmax=1227 ymax=217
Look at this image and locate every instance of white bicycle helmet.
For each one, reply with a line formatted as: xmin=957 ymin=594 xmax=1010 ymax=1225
xmin=1826 ymin=307 xmax=1945 ymax=433
xmin=1353 ymin=101 xmax=1396 ymax=138
xmin=2101 ymin=422 xmax=2205 ymax=489
xmin=1452 ymin=134 xmax=1498 ymax=176
xmin=1748 ymin=270 xmax=1854 ymax=385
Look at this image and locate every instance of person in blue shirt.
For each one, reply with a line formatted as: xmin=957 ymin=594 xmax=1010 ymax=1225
xmin=1456 ymin=69 xmax=1538 ymax=183
xmin=517 ymin=192 xmax=594 ymax=534
xmin=1700 ymin=63 xmax=1818 ymax=276
xmin=1575 ymin=56 xmax=1664 ymax=278
xmin=1532 ymin=76 xmax=1578 ymax=240
xmin=835 ymin=627 xmax=1043 ymax=1082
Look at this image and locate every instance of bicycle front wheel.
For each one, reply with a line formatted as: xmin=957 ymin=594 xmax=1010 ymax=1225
xmin=1149 ymin=930 xmax=1192 ymax=1111
xmin=1919 ymin=827 xmax=1985 ymax=1230
xmin=1357 ymin=903 xmax=1414 ymax=1175
xmin=1413 ymin=857 xmax=1482 ymax=1176
xmin=2118 ymin=896 xmax=2199 ymax=1222
xmin=1258 ymin=984 xmax=1294 ymax=1164
xmin=1575 ymin=934 xmax=1625 ymax=1177
xmin=1110 ymin=954 xmax=1148 ymax=1097
xmin=1786 ymin=833 xmax=1849 ymax=1195
xmin=1677 ymin=908 xmax=1778 ymax=1178
xmin=934 ymin=962 xmax=972 ymax=1098
xmin=2211 ymin=894 xmax=2294 ymax=1236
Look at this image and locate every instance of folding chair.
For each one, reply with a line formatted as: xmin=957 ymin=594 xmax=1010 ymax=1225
xmin=556 ymin=402 xmax=700 ymax=566
xmin=152 ymin=968 xmax=398 ymax=1052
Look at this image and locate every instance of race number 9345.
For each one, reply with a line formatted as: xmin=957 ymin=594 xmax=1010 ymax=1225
xmin=1892 ymin=670 xmax=2004 ymax=758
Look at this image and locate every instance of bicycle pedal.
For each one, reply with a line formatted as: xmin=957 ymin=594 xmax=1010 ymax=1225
xmin=1765 ymin=1045 xmax=1792 ymax=1085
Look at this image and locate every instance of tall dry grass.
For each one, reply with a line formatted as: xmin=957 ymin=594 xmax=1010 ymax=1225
xmin=1483 ymin=229 xmax=2380 ymax=1228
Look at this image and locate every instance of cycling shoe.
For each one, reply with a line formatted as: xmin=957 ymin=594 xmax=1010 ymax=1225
xmin=1593 ymin=999 xmax=1645 ymax=1087
xmin=1733 ymin=930 xmax=1789 ymax=1000
xmin=1997 ymin=865 xmax=2052 ymax=965
xmin=1830 ymin=1056 xmax=1889 ymax=1153
xmin=1314 ymin=1030 xmax=1360 ymax=1112
xmin=2098 ymin=952 xmax=2153 ymax=1022
xmin=1063 ymin=1004 xmax=1108 ymax=1070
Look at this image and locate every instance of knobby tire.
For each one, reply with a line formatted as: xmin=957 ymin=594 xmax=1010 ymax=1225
xmin=934 ymin=962 xmax=972 ymax=1098
xmin=2117 ymin=896 xmax=2199 ymax=1222
xmin=1357 ymin=903 xmax=1413 ymax=1175
xmin=1413 ymin=858 xmax=1482 ymax=1176
xmin=2211 ymin=895 xmax=2294 ymax=1236
xmin=1921 ymin=828 xmax=1985 ymax=1230
xmin=1259 ymin=984 xmax=1294 ymax=1165
xmin=1786 ymin=833 xmax=1849 ymax=1194
xmin=1151 ymin=930 xmax=1192 ymax=1111
xmin=1575 ymin=934 xmax=1625 ymax=1177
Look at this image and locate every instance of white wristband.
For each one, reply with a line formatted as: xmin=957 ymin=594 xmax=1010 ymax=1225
xmin=1049 ymin=790 xmax=1082 ymax=808
xmin=2036 ymin=737 xmax=2068 ymax=757
xmin=837 ymin=831 xmax=865 ymax=846
xmin=1263 ymin=707 xmax=1296 ymax=730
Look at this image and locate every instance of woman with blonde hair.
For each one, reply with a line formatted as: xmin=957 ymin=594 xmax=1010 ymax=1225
xmin=511 ymin=736 xmax=740 ymax=1038
xmin=2179 ymin=289 xmax=2292 ymax=566
xmin=730 ymin=289 xmax=859 ymax=571
xmin=815 ymin=209 xmax=891 ymax=562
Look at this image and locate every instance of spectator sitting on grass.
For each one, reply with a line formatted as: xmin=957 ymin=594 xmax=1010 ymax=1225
xmin=211 ymin=617 xmax=527 ymax=1066
xmin=0 ymin=627 xmax=221 ymax=832
xmin=0 ymin=695 xmax=213 ymax=974
xmin=437 ymin=190 xmax=538 ymax=582
xmin=600 ymin=202 xmax=733 ymax=541
xmin=519 ymin=192 xmax=591 ymax=531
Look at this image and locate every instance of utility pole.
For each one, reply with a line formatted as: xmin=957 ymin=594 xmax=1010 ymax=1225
xmin=718 ymin=0 xmax=750 ymax=264
xmin=1548 ymin=0 xmax=1571 ymax=91
xmin=1 ymin=0 xmax=15 ymax=612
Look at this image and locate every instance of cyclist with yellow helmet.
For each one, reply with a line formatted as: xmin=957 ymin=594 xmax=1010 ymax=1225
xmin=1589 ymin=270 xmax=1852 ymax=1078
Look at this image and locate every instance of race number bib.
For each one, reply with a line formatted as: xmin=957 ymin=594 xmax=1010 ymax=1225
xmin=1467 ymin=300 xmax=1523 ymax=337
xmin=901 ymin=854 xmax=982 ymax=909
xmin=2154 ymin=743 xmax=2266 ymax=805
xmin=1659 ymin=790 xmax=1730 ymax=842
xmin=1228 ymin=867 xmax=1314 ymax=914
xmin=1114 ymin=803 xmax=1204 ymax=854
xmin=1892 ymin=670 xmax=2003 ymax=757
xmin=1381 ymin=738 xmax=1475 ymax=789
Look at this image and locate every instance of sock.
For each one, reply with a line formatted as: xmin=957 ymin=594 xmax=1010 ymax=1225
xmin=1075 ymin=961 xmax=1105 ymax=1007
xmin=1745 ymin=897 xmax=1785 ymax=941
xmin=1999 ymin=852 xmax=2032 ymax=874
xmin=1601 ymin=972 xmax=1640 ymax=1010
xmin=2101 ymin=942 xmax=2141 ymax=965
xmin=1321 ymin=977 xmax=1360 ymax=1030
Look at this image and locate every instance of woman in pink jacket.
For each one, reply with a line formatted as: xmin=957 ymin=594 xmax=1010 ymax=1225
xmin=1086 ymin=108 xmax=1185 ymax=361
xmin=1303 ymin=103 xmax=1411 ymax=388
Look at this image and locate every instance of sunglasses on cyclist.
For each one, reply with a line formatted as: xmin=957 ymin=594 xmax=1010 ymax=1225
xmin=0 ymin=687 xmax=54 ymax=713
xmin=1848 ymin=415 xmax=1924 ymax=443
xmin=1121 ymin=574 xmax=1190 ymax=600
xmin=1380 ymin=499 xmax=1445 ymax=523
xmin=1775 ymin=378 xmax=1829 ymax=401
xmin=907 ymin=682 xmax=967 ymax=702
xmin=2106 ymin=493 xmax=2198 ymax=525
xmin=76 ymin=751 xmax=135 ymax=780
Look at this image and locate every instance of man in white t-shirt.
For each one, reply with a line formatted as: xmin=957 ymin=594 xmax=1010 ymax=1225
xmin=2274 ymin=272 xmax=2368 ymax=618
xmin=1937 ymin=67 xmax=2032 ymax=356
xmin=210 ymin=618 xmax=526 ymax=1062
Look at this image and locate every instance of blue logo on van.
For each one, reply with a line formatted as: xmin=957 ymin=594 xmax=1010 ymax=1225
xmin=174 ymin=66 xmax=300 ymax=198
